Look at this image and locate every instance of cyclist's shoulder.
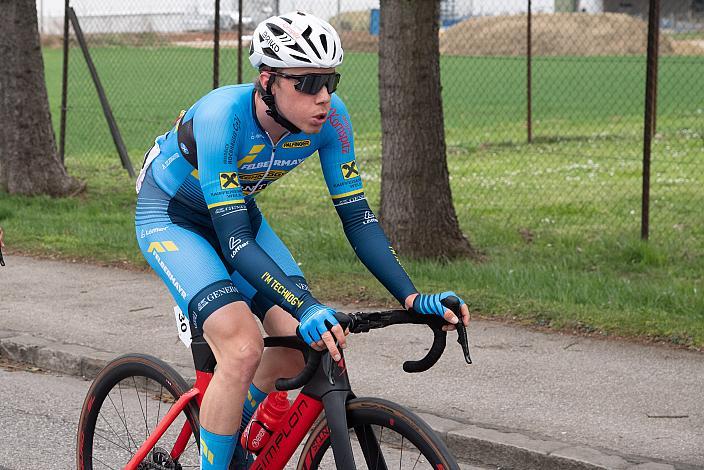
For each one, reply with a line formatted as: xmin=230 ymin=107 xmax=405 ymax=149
xmin=329 ymin=93 xmax=350 ymax=115
xmin=192 ymin=83 xmax=254 ymax=124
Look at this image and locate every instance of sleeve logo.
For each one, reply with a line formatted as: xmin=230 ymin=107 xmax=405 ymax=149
xmin=340 ymin=161 xmax=359 ymax=179
xmin=219 ymin=172 xmax=240 ymax=189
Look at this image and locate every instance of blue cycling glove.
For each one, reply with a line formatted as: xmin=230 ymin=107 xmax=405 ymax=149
xmin=412 ymin=291 xmax=466 ymax=319
xmin=297 ymin=304 xmax=339 ymax=343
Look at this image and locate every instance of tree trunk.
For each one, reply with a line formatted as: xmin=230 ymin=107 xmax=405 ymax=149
xmin=378 ymin=0 xmax=477 ymax=259
xmin=0 ymin=0 xmax=84 ymax=196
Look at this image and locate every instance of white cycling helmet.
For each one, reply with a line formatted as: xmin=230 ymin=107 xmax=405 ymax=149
xmin=249 ymin=11 xmax=343 ymax=69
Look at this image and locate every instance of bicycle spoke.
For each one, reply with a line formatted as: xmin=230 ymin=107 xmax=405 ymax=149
xmin=156 ymin=384 xmax=163 ymax=431
xmin=131 ymin=376 xmax=149 ymax=441
xmin=412 ymin=450 xmax=423 ymax=469
xmin=144 ymin=376 xmax=149 ymax=441
xmin=106 ymin=391 xmax=139 ymax=451
xmin=399 ymin=435 xmax=403 ymax=470
xmin=93 ymin=429 xmax=133 ymax=454
xmin=116 ymin=380 xmax=140 ymax=451
xmin=92 ymin=454 xmax=119 ymax=470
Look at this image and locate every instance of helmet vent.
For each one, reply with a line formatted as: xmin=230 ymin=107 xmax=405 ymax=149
xmin=288 ymin=42 xmax=305 ymax=54
xmin=267 ymin=23 xmax=286 ymax=37
xmin=301 ymin=26 xmax=321 ymax=59
xmin=280 ymin=16 xmax=293 ymax=24
xmin=262 ymin=47 xmax=281 ymax=60
xmin=290 ymin=54 xmax=311 ymax=63
xmin=320 ymin=35 xmax=328 ymax=53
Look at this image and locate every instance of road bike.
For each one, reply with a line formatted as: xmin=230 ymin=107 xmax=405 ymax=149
xmin=76 ymin=298 xmax=472 ymax=469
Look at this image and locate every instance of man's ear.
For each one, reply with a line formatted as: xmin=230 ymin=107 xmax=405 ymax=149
xmin=260 ymin=71 xmax=275 ymax=91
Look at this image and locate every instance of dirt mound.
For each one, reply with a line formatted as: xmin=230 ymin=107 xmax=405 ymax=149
xmin=339 ymin=31 xmax=378 ymax=53
xmin=439 ymin=13 xmax=685 ymax=56
xmin=669 ymin=39 xmax=704 ymax=55
xmin=329 ymin=10 xmax=371 ymax=32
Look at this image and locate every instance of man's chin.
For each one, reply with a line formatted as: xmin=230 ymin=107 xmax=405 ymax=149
xmin=299 ymin=123 xmax=324 ymax=135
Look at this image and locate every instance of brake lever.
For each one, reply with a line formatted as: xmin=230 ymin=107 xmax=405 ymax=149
xmin=441 ymin=296 xmax=472 ymax=365
xmin=455 ymin=321 xmax=472 ymax=364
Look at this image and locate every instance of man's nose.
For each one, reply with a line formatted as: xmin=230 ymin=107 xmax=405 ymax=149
xmin=315 ymin=86 xmax=331 ymax=104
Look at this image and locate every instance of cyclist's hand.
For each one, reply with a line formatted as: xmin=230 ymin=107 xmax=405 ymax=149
xmin=297 ymin=304 xmax=347 ymax=361
xmin=0 ymin=226 xmax=4 ymax=248
xmin=409 ymin=292 xmax=470 ymax=331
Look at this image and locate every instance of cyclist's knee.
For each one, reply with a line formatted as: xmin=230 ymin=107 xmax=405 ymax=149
xmin=262 ymin=306 xmax=299 ymax=336
xmin=202 ymin=301 xmax=264 ymax=381
xmin=217 ymin=340 xmax=264 ymax=383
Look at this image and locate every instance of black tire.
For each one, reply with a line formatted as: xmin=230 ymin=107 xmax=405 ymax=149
xmin=76 ymin=354 xmax=200 ymax=470
xmin=297 ymin=397 xmax=459 ymax=470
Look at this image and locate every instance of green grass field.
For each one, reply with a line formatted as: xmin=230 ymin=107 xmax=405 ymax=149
xmin=1 ymin=47 xmax=702 ymax=347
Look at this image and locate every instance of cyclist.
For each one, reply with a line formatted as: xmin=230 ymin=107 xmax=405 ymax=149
xmin=135 ymin=11 xmax=470 ymax=470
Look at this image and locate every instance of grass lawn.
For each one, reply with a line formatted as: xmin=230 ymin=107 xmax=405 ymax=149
xmin=1 ymin=47 xmax=702 ymax=347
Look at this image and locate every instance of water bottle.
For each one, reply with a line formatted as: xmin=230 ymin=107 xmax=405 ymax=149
xmin=240 ymin=391 xmax=290 ymax=454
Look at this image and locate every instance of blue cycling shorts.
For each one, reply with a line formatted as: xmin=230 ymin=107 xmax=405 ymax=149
xmin=135 ymin=166 xmax=305 ymax=333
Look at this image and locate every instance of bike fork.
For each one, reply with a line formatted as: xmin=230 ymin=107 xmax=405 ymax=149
xmin=322 ymin=390 xmax=357 ymax=470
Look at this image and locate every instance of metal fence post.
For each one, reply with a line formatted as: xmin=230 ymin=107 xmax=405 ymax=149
xmin=214 ymin=0 xmax=220 ymax=89
xmin=59 ymin=0 xmax=70 ymax=164
xmin=641 ymin=0 xmax=661 ymax=241
xmin=526 ymin=0 xmax=533 ymax=143
xmin=68 ymin=7 xmax=134 ymax=178
xmin=237 ymin=0 xmax=243 ymax=84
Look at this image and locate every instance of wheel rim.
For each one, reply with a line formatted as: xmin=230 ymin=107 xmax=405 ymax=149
xmin=85 ymin=375 xmax=200 ymax=469
xmin=303 ymin=422 xmax=450 ymax=469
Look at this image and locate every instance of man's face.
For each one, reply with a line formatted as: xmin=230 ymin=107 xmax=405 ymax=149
xmin=263 ymin=67 xmax=337 ymax=134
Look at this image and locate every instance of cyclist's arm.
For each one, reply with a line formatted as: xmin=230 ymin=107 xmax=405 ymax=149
xmin=193 ymin=101 xmax=319 ymax=317
xmin=319 ymin=98 xmax=418 ymax=307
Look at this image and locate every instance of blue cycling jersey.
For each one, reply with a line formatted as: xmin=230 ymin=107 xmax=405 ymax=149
xmin=136 ymin=84 xmax=416 ymax=325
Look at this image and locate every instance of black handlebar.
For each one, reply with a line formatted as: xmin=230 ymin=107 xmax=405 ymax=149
xmin=271 ymin=297 xmax=472 ymax=391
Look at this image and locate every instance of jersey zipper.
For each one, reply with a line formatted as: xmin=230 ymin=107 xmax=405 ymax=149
xmin=250 ymin=131 xmax=288 ymax=194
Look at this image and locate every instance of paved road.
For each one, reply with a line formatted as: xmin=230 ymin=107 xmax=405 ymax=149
xmin=0 ymin=360 xmax=489 ymax=469
xmin=1 ymin=255 xmax=703 ymax=468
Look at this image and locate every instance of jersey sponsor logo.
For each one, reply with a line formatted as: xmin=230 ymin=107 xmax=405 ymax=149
xmin=229 ymin=237 xmax=250 ymax=258
xmin=328 ymin=107 xmax=351 ymax=154
xmin=363 ymin=210 xmax=378 ymax=225
xmin=198 ymin=284 xmax=239 ymax=312
xmin=213 ymin=203 xmax=247 ymax=217
xmin=140 ymin=226 xmax=167 ymax=239
xmin=238 ymin=169 xmax=288 ymax=182
xmin=220 ymin=172 xmax=240 ymax=189
xmin=179 ymin=142 xmax=190 ymax=155
xmin=242 ymin=181 xmax=271 ymax=195
xmin=260 ymin=271 xmax=305 ymax=309
xmin=238 ymin=144 xmax=266 ymax=165
xmin=340 ymin=161 xmax=359 ymax=179
xmin=162 ymin=153 xmax=180 ymax=169
xmin=223 ymin=116 xmax=241 ymax=165
xmin=150 ymin=250 xmax=187 ymax=299
xmin=332 ymin=193 xmax=366 ymax=207
xmin=147 ymin=241 xmax=179 ymax=253
xmin=241 ymin=157 xmax=306 ymax=171
xmin=282 ymin=139 xmax=311 ymax=149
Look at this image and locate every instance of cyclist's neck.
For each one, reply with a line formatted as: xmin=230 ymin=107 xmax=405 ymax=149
xmin=254 ymin=90 xmax=289 ymax=145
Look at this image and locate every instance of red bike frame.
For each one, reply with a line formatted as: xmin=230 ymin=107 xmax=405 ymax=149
xmin=124 ymin=370 xmax=324 ymax=470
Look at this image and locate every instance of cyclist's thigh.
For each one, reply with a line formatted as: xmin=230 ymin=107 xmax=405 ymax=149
xmin=136 ymin=181 xmax=244 ymax=334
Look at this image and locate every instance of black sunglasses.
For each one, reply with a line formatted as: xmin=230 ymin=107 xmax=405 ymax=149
xmin=271 ymin=72 xmax=341 ymax=95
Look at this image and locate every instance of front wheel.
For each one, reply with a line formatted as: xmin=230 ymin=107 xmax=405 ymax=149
xmin=76 ymin=354 xmax=201 ymax=470
xmin=297 ymin=397 xmax=460 ymax=470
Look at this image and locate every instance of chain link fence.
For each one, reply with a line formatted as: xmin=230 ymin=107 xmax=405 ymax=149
xmin=41 ymin=0 xmax=703 ymax=249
